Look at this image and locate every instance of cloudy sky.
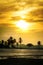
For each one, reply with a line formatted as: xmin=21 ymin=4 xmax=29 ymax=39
xmin=0 ymin=0 xmax=43 ymax=45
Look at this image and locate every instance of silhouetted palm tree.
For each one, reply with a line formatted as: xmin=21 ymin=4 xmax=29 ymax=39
xmin=37 ymin=41 xmax=42 ymax=49
xmin=1 ymin=40 xmax=4 ymax=44
xmin=0 ymin=40 xmax=4 ymax=48
xmin=4 ymin=41 xmax=8 ymax=48
xmin=16 ymin=42 xmax=18 ymax=48
xmin=7 ymin=37 xmax=16 ymax=48
xmin=37 ymin=41 xmax=41 ymax=46
xmin=7 ymin=36 xmax=13 ymax=47
xmin=12 ymin=38 xmax=16 ymax=48
xmin=19 ymin=37 xmax=22 ymax=48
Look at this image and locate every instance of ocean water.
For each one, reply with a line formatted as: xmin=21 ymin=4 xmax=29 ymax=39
xmin=0 ymin=49 xmax=43 ymax=59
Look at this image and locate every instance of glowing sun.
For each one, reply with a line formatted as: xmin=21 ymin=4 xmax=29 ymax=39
xmin=15 ymin=20 xmax=29 ymax=30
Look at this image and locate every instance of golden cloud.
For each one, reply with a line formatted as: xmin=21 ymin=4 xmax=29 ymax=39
xmin=24 ymin=7 xmax=43 ymax=22
xmin=0 ymin=0 xmax=43 ymax=24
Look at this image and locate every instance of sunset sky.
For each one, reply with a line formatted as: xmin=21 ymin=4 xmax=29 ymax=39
xmin=0 ymin=0 xmax=43 ymax=45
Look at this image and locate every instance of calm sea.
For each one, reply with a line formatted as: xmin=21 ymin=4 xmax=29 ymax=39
xmin=0 ymin=49 xmax=43 ymax=59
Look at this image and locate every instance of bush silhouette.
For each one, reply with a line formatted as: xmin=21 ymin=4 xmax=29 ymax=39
xmin=27 ymin=43 xmax=33 ymax=47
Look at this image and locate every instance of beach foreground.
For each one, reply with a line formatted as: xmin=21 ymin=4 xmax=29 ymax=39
xmin=0 ymin=58 xmax=43 ymax=65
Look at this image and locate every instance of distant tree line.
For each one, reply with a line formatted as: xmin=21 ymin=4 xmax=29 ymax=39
xmin=0 ymin=36 xmax=22 ymax=48
xmin=0 ymin=36 xmax=42 ymax=49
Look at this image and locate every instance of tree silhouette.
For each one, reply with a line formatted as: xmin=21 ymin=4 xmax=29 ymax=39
xmin=37 ymin=41 xmax=41 ymax=49
xmin=1 ymin=40 xmax=4 ymax=44
xmin=7 ymin=36 xmax=16 ymax=48
xmin=4 ymin=41 xmax=8 ymax=48
xmin=16 ymin=42 xmax=18 ymax=48
xmin=7 ymin=36 xmax=13 ymax=47
xmin=13 ymin=39 xmax=16 ymax=43
xmin=12 ymin=38 xmax=16 ymax=48
xmin=37 ymin=41 xmax=41 ymax=46
xmin=0 ymin=40 xmax=4 ymax=48
xmin=19 ymin=37 xmax=22 ymax=48
xmin=19 ymin=37 xmax=22 ymax=44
